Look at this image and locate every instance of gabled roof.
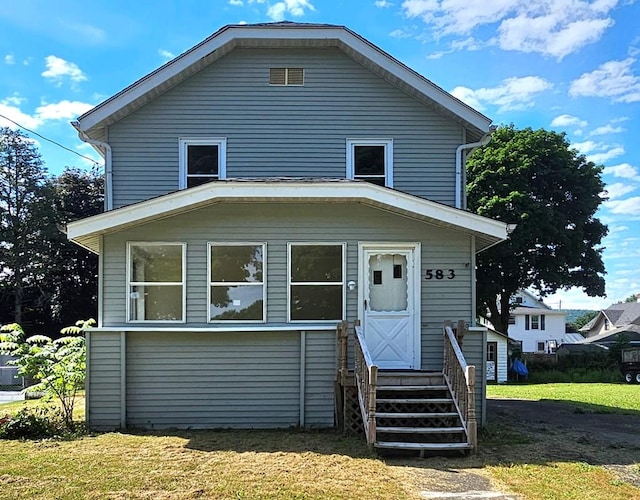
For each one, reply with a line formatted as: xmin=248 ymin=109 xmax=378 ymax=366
xmin=73 ymin=21 xmax=491 ymax=142
xmin=66 ymin=179 xmax=509 ymax=253
xmin=580 ymin=301 xmax=640 ymax=332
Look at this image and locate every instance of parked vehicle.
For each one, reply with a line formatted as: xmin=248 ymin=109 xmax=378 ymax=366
xmin=621 ymin=348 xmax=640 ymax=383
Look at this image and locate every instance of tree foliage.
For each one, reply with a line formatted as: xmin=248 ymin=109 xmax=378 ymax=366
xmin=573 ymin=310 xmax=599 ymax=330
xmin=467 ymin=125 xmax=608 ymax=335
xmin=0 ymin=319 xmax=94 ymax=429
xmin=0 ymin=126 xmax=103 ymax=331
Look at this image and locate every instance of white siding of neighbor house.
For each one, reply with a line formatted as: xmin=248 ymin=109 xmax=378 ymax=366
xmin=508 ymin=310 xmax=566 ymax=353
xmin=486 ymin=330 xmax=508 ymax=384
xmin=106 ymin=48 xmax=464 ymax=208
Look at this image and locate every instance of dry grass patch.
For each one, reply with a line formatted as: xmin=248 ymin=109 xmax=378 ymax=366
xmin=0 ymin=430 xmax=419 ymax=499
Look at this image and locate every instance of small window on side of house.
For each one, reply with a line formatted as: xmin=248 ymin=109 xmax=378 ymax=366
xmin=346 ymin=139 xmax=393 ymax=187
xmin=531 ymin=315 xmax=540 ymax=330
xmin=508 ymin=314 xmax=516 ymax=325
xmin=537 ymin=341 xmax=545 ymax=352
xmin=179 ymin=138 xmax=227 ymax=189
xmin=270 ymin=68 xmax=304 ymax=86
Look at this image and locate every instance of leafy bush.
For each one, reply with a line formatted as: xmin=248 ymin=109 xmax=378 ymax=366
xmin=0 ymin=319 xmax=94 ymax=429
xmin=527 ymin=368 xmax=621 ymax=384
xmin=0 ymin=406 xmax=68 ymax=440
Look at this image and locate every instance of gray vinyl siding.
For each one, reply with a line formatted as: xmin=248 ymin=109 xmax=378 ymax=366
xmin=126 ymin=331 xmax=301 ymax=429
xmin=461 ymin=329 xmax=487 ymax=426
xmin=107 ymin=48 xmax=463 ymax=208
xmin=86 ymin=331 xmax=122 ymax=429
xmin=100 ymin=202 xmax=473 ymax=368
xmin=304 ymin=330 xmax=336 ymax=426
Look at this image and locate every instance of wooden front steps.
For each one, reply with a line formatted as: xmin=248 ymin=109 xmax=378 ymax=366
xmin=373 ymin=371 xmax=472 ymax=454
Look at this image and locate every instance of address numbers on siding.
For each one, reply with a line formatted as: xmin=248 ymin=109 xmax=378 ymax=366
xmin=425 ymin=269 xmax=456 ymax=280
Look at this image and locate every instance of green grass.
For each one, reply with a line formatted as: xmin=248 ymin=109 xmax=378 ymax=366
xmin=487 ymin=383 xmax=640 ymax=413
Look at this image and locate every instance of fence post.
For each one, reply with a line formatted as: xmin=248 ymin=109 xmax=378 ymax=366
xmin=465 ymin=364 xmax=477 ymax=451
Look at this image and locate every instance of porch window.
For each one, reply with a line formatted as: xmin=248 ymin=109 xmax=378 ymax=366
xmin=127 ymin=242 xmax=185 ymax=322
xmin=179 ymin=137 xmax=227 ymax=188
xmin=288 ymin=243 xmax=345 ymax=321
xmin=209 ymin=243 xmax=265 ymax=322
xmin=346 ymin=139 xmax=393 ymax=187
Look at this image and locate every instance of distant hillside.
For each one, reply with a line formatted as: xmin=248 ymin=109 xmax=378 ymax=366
xmin=564 ymin=309 xmax=597 ymax=324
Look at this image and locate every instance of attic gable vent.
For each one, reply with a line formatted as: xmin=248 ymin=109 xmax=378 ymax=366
xmin=270 ymin=67 xmax=304 ymax=86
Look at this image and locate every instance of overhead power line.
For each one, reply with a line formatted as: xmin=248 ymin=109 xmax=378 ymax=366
xmin=0 ymin=113 xmax=101 ymax=166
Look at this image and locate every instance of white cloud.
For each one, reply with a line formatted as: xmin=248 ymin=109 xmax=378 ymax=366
xmin=35 ymin=100 xmax=94 ymax=120
xmin=589 ymin=124 xmax=625 ymax=136
xmin=604 ymin=163 xmax=640 ymax=181
xmin=605 ymin=182 xmax=636 ymax=200
xmin=4 ymin=54 xmax=15 ymax=65
xmin=587 ymin=147 xmax=625 ymax=164
xmin=571 ymin=140 xmax=601 ymax=154
xmin=41 ymin=55 xmax=87 ymax=86
xmin=267 ymin=0 xmax=315 ymax=20
xmin=158 ymin=49 xmax=175 ymax=60
xmin=550 ymin=114 xmax=587 ymax=128
xmin=605 ymin=196 xmax=640 ymax=215
xmin=400 ymin=0 xmax=618 ymax=59
xmin=450 ymin=76 xmax=552 ymax=113
xmin=569 ymin=58 xmax=640 ymax=103
xmin=0 ymin=97 xmax=94 ymax=130
xmin=375 ymin=0 xmax=393 ymax=7
xmin=229 ymin=0 xmax=243 ymax=5
xmin=390 ymin=29 xmax=412 ymax=39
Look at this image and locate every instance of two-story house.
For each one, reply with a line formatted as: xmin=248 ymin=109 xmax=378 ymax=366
xmin=580 ymin=296 xmax=640 ymax=347
xmin=507 ymin=290 xmax=570 ymax=353
xmin=67 ymin=22 xmax=508 ymax=453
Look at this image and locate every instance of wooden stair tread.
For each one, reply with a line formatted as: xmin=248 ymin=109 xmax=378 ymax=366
xmin=377 ymin=426 xmax=465 ymax=434
xmin=376 ymin=385 xmax=448 ymax=391
xmin=375 ymin=441 xmax=472 ymax=450
xmin=375 ymin=412 xmax=458 ymax=418
xmin=377 ymin=398 xmax=453 ymax=404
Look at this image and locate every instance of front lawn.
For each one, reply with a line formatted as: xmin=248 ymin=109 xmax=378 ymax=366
xmin=487 ymin=382 xmax=640 ymax=413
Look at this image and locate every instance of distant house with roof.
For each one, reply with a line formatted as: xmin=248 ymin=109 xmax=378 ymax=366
xmin=500 ymin=290 xmax=577 ymax=353
xmin=579 ymin=296 xmax=640 ymax=348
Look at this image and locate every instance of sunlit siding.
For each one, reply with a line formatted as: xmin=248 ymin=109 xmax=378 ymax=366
xmin=107 ymin=48 xmax=462 ymax=208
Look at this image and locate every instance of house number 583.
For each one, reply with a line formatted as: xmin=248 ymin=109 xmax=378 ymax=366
xmin=425 ymin=269 xmax=455 ymax=280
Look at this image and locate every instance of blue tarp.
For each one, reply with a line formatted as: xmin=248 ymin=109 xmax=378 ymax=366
xmin=510 ymin=358 xmax=529 ymax=377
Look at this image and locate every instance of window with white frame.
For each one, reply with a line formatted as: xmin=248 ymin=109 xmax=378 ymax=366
xmin=179 ymin=137 xmax=227 ymax=188
xmin=346 ymin=139 xmax=393 ymax=187
xmin=531 ymin=314 xmax=540 ymax=330
xmin=288 ymin=243 xmax=345 ymax=321
xmin=209 ymin=243 xmax=265 ymax=322
xmin=127 ymin=242 xmax=185 ymax=322
xmin=537 ymin=341 xmax=545 ymax=352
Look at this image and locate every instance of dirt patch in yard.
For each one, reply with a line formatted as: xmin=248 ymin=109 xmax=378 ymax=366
xmin=387 ymin=397 xmax=640 ymax=498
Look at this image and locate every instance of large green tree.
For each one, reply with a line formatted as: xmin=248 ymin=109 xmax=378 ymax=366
xmin=467 ymin=125 xmax=608 ymax=335
xmin=0 ymin=127 xmax=58 ymax=326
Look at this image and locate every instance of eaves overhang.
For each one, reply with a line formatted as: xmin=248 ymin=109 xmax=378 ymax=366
xmin=67 ymin=180 xmax=508 ymax=254
xmin=74 ymin=23 xmax=491 ymax=141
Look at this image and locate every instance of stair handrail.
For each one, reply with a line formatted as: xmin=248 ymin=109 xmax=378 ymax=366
xmin=443 ymin=321 xmax=477 ymax=451
xmin=354 ymin=320 xmax=378 ymax=445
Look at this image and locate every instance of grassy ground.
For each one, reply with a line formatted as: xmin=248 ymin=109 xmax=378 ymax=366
xmin=487 ymin=382 xmax=640 ymax=413
xmin=1 ymin=385 xmax=639 ymax=499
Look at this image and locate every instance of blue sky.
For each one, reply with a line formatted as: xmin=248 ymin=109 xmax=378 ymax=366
xmin=0 ymin=0 xmax=639 ymax=310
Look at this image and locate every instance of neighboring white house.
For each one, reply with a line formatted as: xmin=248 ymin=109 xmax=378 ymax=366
xmin=507 ymin=290 xmax=571 ymax=353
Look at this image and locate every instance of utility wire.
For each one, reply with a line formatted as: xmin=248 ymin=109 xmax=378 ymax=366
xmin=0 ymin=113 xmax=101 ymax=166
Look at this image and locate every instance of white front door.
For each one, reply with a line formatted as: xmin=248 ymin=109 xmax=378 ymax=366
xmin=360 ymin=244 xmax=420 ymax=370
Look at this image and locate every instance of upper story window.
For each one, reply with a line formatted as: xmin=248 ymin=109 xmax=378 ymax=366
xmin=269 ymin=67 xmax=304 ymax=86
xmin=127 ymin=242 xmax=185 ymax=323
xmin=346 ymin=139 xmax=393 ymax=187
xmin=179 ymin=137 xmax=227 ymax=189
xmin=525 ymin=314 xmax=546 ymax=330
xmin=209 ymin=243 xmax=266 ymax=323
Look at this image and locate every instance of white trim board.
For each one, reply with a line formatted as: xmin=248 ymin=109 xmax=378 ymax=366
xmin=67 ymin=181 xmax=509 ymax=253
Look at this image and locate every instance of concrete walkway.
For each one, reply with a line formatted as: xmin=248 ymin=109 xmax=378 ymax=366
xmin=0 ymin=391 xmax=25 ymax=403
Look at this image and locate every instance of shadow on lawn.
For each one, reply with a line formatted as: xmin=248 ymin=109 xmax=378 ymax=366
xmin=129 ymin=427 xmax=375 ymax=457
